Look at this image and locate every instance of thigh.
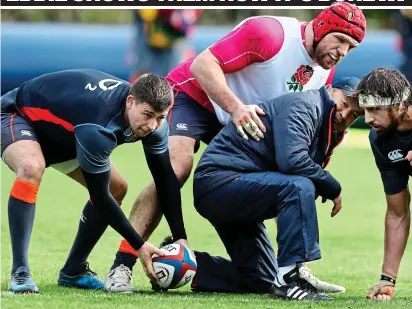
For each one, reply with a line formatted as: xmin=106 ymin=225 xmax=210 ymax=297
xmin=1 ymin=112 xmax=45 ymax=174
xmin=198 ymin=172 xmax=313 ymax=225
xmin=168 ymin=91 xmax=223 ymax=153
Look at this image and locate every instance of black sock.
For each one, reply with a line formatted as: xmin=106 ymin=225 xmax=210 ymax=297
xmin=62 ymin=201 xmax=108 ymax=276
xmin=8 ymin=196 xmax=36 ymax=274
xmin=111 ymin=252 xmax=137 ymax=271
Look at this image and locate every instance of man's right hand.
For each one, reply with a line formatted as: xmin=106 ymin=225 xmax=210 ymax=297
xmin=367 ymin=281 xmax=395 ymax=301
xmin=321 ymin=194 xmax=342 ymax=217
xmin=231 ymin=104 xmax=266 ymax=141
xmin=137 ymin=242 xmax=167 ymax=281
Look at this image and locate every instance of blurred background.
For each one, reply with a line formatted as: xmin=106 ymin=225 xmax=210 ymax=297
xmin=2 ymin=9 xmax=412 ymax=128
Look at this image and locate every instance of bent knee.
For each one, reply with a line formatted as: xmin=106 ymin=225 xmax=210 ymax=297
xmin=16 ymin=160 xmax=46 ymax=184
xmin=111 ymin=179 xmax=128 ymax=205
xmin=172 ymin=159 xmax=193 ymax=184
xmin=169 ymin=136 xmax=196 ymax=184
xmin=292 ymin=177 xmax=316 ymax=198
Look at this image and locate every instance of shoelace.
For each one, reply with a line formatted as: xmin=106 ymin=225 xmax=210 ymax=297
xmin=111 ymin=266 xmax=132 ymax=282
xmin=12 ymin=272 xmax=31 ymax=285
xmin=84 ymin=262 xmax=98 ymax=277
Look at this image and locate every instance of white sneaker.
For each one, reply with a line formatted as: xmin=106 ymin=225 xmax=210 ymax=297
xmin=104 ymin=265 xmax=136 ymax=293
xmin=298 ymin=263 xmax=346 ymax=293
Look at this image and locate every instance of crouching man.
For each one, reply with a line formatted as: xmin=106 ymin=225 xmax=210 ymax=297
xmin=191 ymin=77 xmax=363 ymax=301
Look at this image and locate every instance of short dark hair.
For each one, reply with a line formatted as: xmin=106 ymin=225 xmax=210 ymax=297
xmin=129 ymin=73 xmax=173 ymax=111
xmin=355 ymin=68 xmax=411 ymax=109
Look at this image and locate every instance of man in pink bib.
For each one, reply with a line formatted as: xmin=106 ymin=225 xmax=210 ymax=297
xmin=106 ymin=3 xmax=367 ymax=294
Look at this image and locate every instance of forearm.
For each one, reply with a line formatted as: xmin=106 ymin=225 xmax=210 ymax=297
xmin=285 ymin=156 xmax=341 ymax=200
xmin=382 ymin=208 xmax=411 ymax=277
xmin=156 ymin=172 xmax=187 ymax=240
xmin=146 ymin=150 xmax=187 ymax=241
xmin=83 ymin=169 xmax=145 ymax=250
xmin=190 ymin=52 xmax=243 ymax=114
xmin=99 ymin=195 xmax=145 ymax=250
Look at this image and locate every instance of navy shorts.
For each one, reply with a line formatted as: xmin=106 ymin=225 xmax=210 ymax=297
xmin=1 ymin=107 xmax=79 ymax=174
xmin=168 ymin=91 xmax=223 ymax=153
xmin=1 ymin=108 xmax=39 ymax=158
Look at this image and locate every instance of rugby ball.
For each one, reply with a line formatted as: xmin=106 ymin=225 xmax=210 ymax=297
xmin=152 ymin=244 xmax=197 ymax=289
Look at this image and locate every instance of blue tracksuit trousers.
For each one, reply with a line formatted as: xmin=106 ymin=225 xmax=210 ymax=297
xmin=193 ymin=172 xmax=321 ymax=293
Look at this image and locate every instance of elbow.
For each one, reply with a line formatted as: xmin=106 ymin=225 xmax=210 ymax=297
xmin=190 ymin=50 xmax=216 ymax=78
xmin=276 ymin=149 xmax=307 ymax=174
xmin=277 ymin=161 xmax=295 ymax=174
xmin=189 ymin=54 xmax=203 ymax=77
xmin=276 ymin=154 xmax=298 ymax=174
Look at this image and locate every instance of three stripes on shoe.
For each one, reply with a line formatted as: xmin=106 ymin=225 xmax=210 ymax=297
xmin=286 ymin=286 xmax=309 ymax=300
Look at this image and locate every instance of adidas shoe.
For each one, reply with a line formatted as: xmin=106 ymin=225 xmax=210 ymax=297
xmin=271 ymin=267 xmax=333 ymax=301
xmin=298 ymin=263 xmax=346 ymax=293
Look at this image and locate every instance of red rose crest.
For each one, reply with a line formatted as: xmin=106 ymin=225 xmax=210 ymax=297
xmin=287 ymin=65 xmax=314 ymax=92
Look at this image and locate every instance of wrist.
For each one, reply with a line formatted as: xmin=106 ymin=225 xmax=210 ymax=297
xmin=226 ymin=100 xmax=243 ymax=115
xmin=380 ymin=273 xmax=396 ymax=286
xmin=135 ymin=241 xmax=146 ymax=251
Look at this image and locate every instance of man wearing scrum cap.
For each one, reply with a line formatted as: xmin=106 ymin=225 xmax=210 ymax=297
xmin=356 ymin=68 xmax=411 ymax=301
xmin=105 ymin=3 xmax=367 ymax=293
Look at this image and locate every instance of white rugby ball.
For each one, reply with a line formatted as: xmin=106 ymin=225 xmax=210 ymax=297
xmin=152 ymin=244 xmax=197 ymax=289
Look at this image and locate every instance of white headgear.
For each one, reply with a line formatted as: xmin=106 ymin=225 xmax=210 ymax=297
xmin=359 ymin=89 xmax=411 ymax=108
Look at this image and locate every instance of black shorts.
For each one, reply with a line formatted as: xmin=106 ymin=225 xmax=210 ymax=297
xmin=1 ymin=107 xmax=79 ymax=174
xmin=1 ymin=108 xmax=39 ymax=158
xmin=168 ymin=91 xmax=223 ymax=153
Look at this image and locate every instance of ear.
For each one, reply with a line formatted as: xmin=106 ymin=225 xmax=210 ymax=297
xmin=126 ymin=95 xmax=135 ymax=109
xmin=325 ymin=84 xmax=333 ymax=93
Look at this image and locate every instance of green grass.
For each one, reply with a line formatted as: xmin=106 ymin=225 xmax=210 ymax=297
xmin=1 ymin=129 xmax=411 ymax=308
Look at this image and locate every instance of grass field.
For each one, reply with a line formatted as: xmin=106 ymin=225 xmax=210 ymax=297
xmin=1 ymin=129 xmax=411 ymax=309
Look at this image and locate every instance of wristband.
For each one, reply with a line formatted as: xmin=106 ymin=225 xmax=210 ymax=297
xmin=380 ymin=274 xmax=396 ymax=286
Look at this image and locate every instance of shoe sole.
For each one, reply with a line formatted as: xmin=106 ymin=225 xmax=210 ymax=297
xmin=58 ymin=281 xmax=103 ymax=290
xmin=104 ymin=288 xmax=136 ymax=293
xmin=9 ymin=289 xmax=40 ymax=294
xmin=271 ymin=292 xmax=333 ymax=302
xmin=272 ymin=295 xmax=332 ymax=302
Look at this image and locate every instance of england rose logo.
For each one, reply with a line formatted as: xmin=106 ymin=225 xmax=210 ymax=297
xmin=287 ymin=65 xmax=314 ymax=92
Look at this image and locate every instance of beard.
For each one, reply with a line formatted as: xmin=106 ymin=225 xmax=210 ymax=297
xmin=375 ymin=112 xmax=400 ymax=137
xmin=313 ymin=47 xmax=334 ymax=70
